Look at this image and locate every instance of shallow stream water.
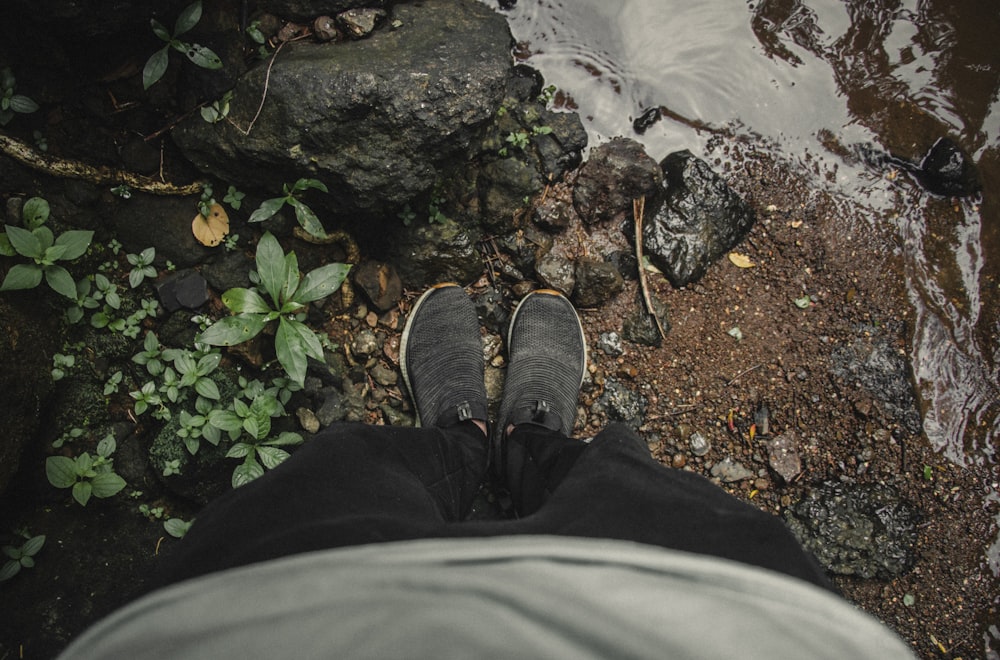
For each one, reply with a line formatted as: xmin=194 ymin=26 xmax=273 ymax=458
xmin=480 ymin=0 xmax=1000 ymax=643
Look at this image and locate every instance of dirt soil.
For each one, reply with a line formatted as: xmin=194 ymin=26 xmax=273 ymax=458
xmin=0 ymin=58 xmax=997 ymax=660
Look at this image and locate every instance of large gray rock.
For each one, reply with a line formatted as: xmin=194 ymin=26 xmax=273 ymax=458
xmin=257 ymin=0 xmax=389 ymax=22
xmin=173 ymin=0 xmax=513 ymax=225
xmin=643 ymin=150 xmax=756 ymax=288
xmin=573 ymin=137 xmax=662 ymax=225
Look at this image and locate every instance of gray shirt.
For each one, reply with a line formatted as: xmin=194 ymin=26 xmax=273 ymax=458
xmin=60 ymin=535 xmax=915 ymax=659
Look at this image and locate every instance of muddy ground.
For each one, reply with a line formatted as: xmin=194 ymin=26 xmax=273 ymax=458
xmin=0 ymin=60 xmax=997 ymax=660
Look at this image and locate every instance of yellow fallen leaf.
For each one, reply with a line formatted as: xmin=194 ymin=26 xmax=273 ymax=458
xmin=728 ymin=252 xmax=754 ymax=268
xmin=192 ymin=203 xmax=230 ymax=247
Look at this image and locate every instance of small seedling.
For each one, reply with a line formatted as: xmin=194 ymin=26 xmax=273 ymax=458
xmin=200 ymin=90 xmax=233 ymax=123
xmin=164 ymin=518 xmax=192 ymax=538
xmin=144 ymin=0 xmax=223 ymax=90
xmin=248 ymin=179 xmax=329 ymax=238
xmin=0 ymin=68 xmax=38 ymax=126
xmin=45 ymin=435 xmax=127 ymax=506
xmin=0 ymin=533 xmax=45 ymax=582
xmin=126 ymin=247 xmax=157 ymax=288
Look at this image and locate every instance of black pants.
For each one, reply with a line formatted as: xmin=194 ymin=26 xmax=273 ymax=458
xmin=154 ymin=422 xmax=833 ymax=591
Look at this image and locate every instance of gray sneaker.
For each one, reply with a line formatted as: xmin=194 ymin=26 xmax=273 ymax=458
xmin=400 ymin=283 xmax=488 ymax=428
xmin=496 ymin=289 xmax=587 ymax=441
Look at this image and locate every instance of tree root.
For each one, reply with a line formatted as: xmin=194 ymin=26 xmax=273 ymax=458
xmin=0 ymin=132 xmax=204 ymax=196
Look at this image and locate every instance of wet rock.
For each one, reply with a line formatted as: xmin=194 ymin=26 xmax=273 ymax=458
xmin=765 ymin=431 xmax=802 ymax=483
xmin=915 ymin=137 xmax=981 ymax=197
xmin=312 ymin=16 xmax=341 ymax=42
xmin=352 ymin=260 xmax=402 ymax=312
xmin=532 ymin=195 xmax=575 ymax=231
xmin=622 ymin=292 xmax=669 ymax=347
xmin=174 ymin=0 xmax=512 ymax=223
xmin=643 ymin=150 xmax=756 ymax=287
xmin=478 ymin=157 xmax=545 ymax=233
xmin=350 ymin=329 xmax=379 ymax=359
xmin=370 ymin=362 xmax=398 ymax=387
xmin=498 ymin=225 xmax=553 ymax=276
xmin=296 ymin=407 xmax=321 ymax=433
xmin=689 ymin=431 xmax=711 ymax=457
xmin=389 ymin=218 xmax=483 ymax=289
xmin=336 ymin=8 xmax=386 ymax=38
xmin=156 ymin=269 xmax=209 ymax=312
xmin=597 ymin=332 xmax=624 ymax=357
xmin=380 ymin=402 xmax=413 ymax=426
xmin=573 ymin=258 xmax=624 ymax=308
xmin=316 ymin=387 xmax=347 ymax=426
xmin=535 ymin=252 xmax=576 ymax=296
xmin=472 ymin=286 xmax=509 ymax=335
xmin=783 ymin=481 xmax=919 ymax=578
xmin=201 ymin=250 xmax=253 ymax=293
xmin=830 ymin=325 xmax=922 ymax=434
xmin=595 ymin=378 xmax=647 ymax=429
xmin=257 ymin=0 xmax=387 ymax=23
xmin=711 ymin=457 xmax=754 ymax=482
xmin=573 ymin=137 xmax=662 ymax=225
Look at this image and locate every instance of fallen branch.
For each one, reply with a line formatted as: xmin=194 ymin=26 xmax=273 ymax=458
xmin=0 ymin=132 xmax=204 ymax=196
xmin=633 ymin=196 xmax=667 ymax=340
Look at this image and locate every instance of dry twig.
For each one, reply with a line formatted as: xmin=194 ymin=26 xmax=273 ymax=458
xmin=633 ymin=196 xmax=667 ymax=340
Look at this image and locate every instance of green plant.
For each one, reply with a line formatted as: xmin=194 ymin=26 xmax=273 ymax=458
xmin=162 ymin=459 xmax=183 ymax=477
xmin=226 ymin=429 xmax=303 ymax=488
xmin=53 ymin=426 xmax=85 ymax=449
xmin=0 ymin=68 xmax=38 ymax=126
xmin=130 ymin=381 xmax=165 ymax=417
xmin=126 ymin=247 xmax=157 ymax=288
xmin=164 ymin=518 xmax=192 ymax=538
xmin=133 ymin=331 xmax=165 ymax=376
xmin=0 ymin=197 xmax=93 ymax=299
xmin=144 ymin=0 xmax=223 ymax=90
xmin=248 ymin=179 xmax=329 ymax=238
xmin=65 ymin=278 xmax=100 ymax=324
xmin=138 ymin=503 xmax=165 ymax=520
xmin=197 ymin=232 xmax=350 ymax=386
xmin=45 ymin=435 xmax=127 ymax=506
xmin=201 ymin=90 xmax=233 ymax=123
xmin=223 ymin=185 xmax=245 ymax=210
xmin=0 ymin=532 xmax=45 ymax=582
xmin=51 ymin=352 xmax=75 ymax=381
xmin=110 ymin=184 xmax=133 ymax=199
xmin=104 ymin=370 xmax=124 ymax=396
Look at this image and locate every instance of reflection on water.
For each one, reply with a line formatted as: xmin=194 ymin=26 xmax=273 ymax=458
xmin=481 ymin=0 xmax=999 ymax=649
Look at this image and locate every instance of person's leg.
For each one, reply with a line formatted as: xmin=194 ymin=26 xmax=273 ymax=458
xmin=154 ymin=283 xmax=491 ymax=586
xmin=487 ymin=289 xmax=832 ymax=590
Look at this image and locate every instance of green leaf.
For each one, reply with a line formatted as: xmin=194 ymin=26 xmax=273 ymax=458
xmin=90 ymin=472 xmax=127 ymax=499
xmin=209 ymin=409 xmax=244 ymax=433
xmin=281 ymin=251 xmax=300 ymax=303
xmin=19 ymin=556 xmax=34 ymax=569
xmin=9 ymin=95 xmax=38 ymax=114
xmin=44 ymin=266 xmax=78 ymax=299
xmin=226 ymin=442 xmax=253 ymax=459
xmin=265 ymin=431 xmax=304 ymax=447
xmin=151 ymin=18 xmax=172 ymax=42
xmin=232 ymin=456 xmax=264 ymax=488
xmin=197 ymin=314 xmax=268 ymax=346
xmin=143 ymin=47 xmax=170 ymax=89
xmin=53 ymin=230 xmax=93 ymax=261
xmin=275 ymin=317 xmax=312 ymax=386
xmin=196 ymin=352 xmax=222 ymax=375
xmin=0 ymin=232 xmax=14 ymax=257
xmin=288 ymin=197 xmax=326 ymax=238
xmin=254 ymin=232 xmax=287 ymax=306
xmin=72 ymin=480 xmax=93 ymax=506
xmin=4 ymin=224 xmax=42 ymax=258
xmin=256 ymin=445 xmax=291 ymax=470
xmin=1 ymin=263 xmax=43 ymax=291
xmin=42 ymin=243 xmax=69 ymax=263
xmin=174 ymin=0 xmax=203 ymax=36
xmin=184 ymin=43 xmax=223 ymax=70
xmin=32 ymin=225 xmax=54 ymax=251
xmin=164 ymin=518 xmax=191 ymax=538
xmin=291 ymin=178 xmax=328 ymax=193
xmin=293 ymin=262 xmax=351 ymax=305
xmin=221 ymin=287 xmax=272 ymax=314
xmin=282 ymin=316 xmax=324 ymax=361
xmin=194 ymin=377 xmax=220 ymax=400
xmin=0 ymin=560 xmax=21 ymax=581
xmin=248 ymin=197 xmax=286 ymax=224
xmin=21 ymin=197 xmax=50 ymax=228
xmin=96 ymin=435 xmax=116 ymax=458
xmin=21 ymin=536 xmax=45 ymax=557
xmin=46 ymin=456 xmax=78 ymax=488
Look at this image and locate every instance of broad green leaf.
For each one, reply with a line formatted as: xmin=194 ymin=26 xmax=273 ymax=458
xmin=19 ymin=556 xmax=34 ymax=569
xmin=281 ymin=251 xmax=300 ymax=303
xmin=164 ymin=518 xmax=191 ymax=538
xmin=31 ymin=226 xmax=54 ymax=251
xmin=282 ymin=317 xmax=324 ymax=362
xmin=21 ymin=536 xmax=45 ymax=557
xmin=96 ymin=435 xmax=116 ymax=458
xmin=72 ymin=481 xmax=92 ymax=506
xmin=194 ymin=377 xmax=220 ymax=400
xmin=232 ymin=456 xmax=264 ymax=488
xmin=143 ymin=47 xmax=170 ymax=89
xmin=288 ymin=197 xmax=326 ymax=238
xmin=90 ymin=472 xmax=127 ymax=498
xmin=291 ymin=178 xmax=328 ymax=193
xmin=293 ymin=262 xmax=351 ymax=304
xmin=265 ymin=431 xmax=304 ymax=447
xmin=45 ymin=456 xmax=78 ymax=488
xmin=1 ymin=263 xmax=42 ymax=291
xmin=21 ymin=197 xmax=49 ymax=228
xmin=197 ymin=314 xmax=267 ymax=346
xmin=0 ymin=561 xmax=20 ymax=581
xmin=55 ymin=230 xmax=93 ymax=260
xmin=254 ymin=232 xmax=287 ymax=306
xmin=0 ymin=232 xmax=14 ymax=256
xmin=42 ymin=243 xmax=69 ymax=263
xmin=9 ymin=95 xmax=38 ymax=114
xmin=4 ymin=224 xmax=42 ymax=258
xmin=174 ymin=0 xmax=202 ymax=36
xmin=256 ymin=445 xmax=290 ymax=470
xmin=183 ymin=43 xmax=223 ymax=70
xmin=151 ymin=18 xmax=171 ymax=42
xmin=221 ymin=287 xmax=272 ymax=314
xmin=247 ymin=197 xmax=286 ymax=224
xmin=225 ymin=442 xmax=253 ymax=459
xmin=196 ymin=352 xmax=222 ymax=375
xmin=275 ymin=317 xmax=311 ymax=386
xmin=208 ymin=409 xmax=244 ymax=433
xmin=44 ymin=266 xmax=78 ymax=299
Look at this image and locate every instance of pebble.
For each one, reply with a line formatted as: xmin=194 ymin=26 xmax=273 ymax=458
xmin=351 ymin=329 xmax=379 ymax=358
xmin=296 ymin=407 xmax=321 ymax=433
xmin=689 ymin=431 xmax=711 ymax=457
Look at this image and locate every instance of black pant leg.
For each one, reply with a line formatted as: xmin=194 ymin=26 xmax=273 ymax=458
xmin=153 ymin=422 xmax=488 ymax=587
xmin=497 ymin=423 xmax=833 ymax=590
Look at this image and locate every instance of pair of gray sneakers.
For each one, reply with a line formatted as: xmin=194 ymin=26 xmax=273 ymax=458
xmin=400 ymin=284 xmax=587 ymax=442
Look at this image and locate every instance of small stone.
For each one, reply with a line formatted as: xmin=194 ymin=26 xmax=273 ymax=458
xmin=535 ymin=252 xmax=576 ymax=296
xmin=671 ymin=453 xmax=687 ymax=469
xmin=296 ymin=407 xmax=321 ymax=433
xmin=156 ymin=270 xmax=208 ymax=312
xmin=337 ymin=8 xmax=386 ymax=39
xmin=710 ymin=457 xmax=754 ymax=483
xmin=371 ymin=362 xmax=398 ymax=387
xmin=766 ymin=431 xmax=802 ymax=483
xmin=350 ymin=329 xmax=379 ymax=359
xmin=312 ymin=15 xmax=341 ymax=42
xmin=689 ymin=431 xmax=710 ymax=456
xmin=353 ymin=260 xmax=403 ymax=312
xmin=597 ymin=331 xmax=624 ymax=357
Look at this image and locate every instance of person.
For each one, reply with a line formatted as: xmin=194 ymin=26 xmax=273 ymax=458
xmin=59 ymin=284 xmax=915 ymax=659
